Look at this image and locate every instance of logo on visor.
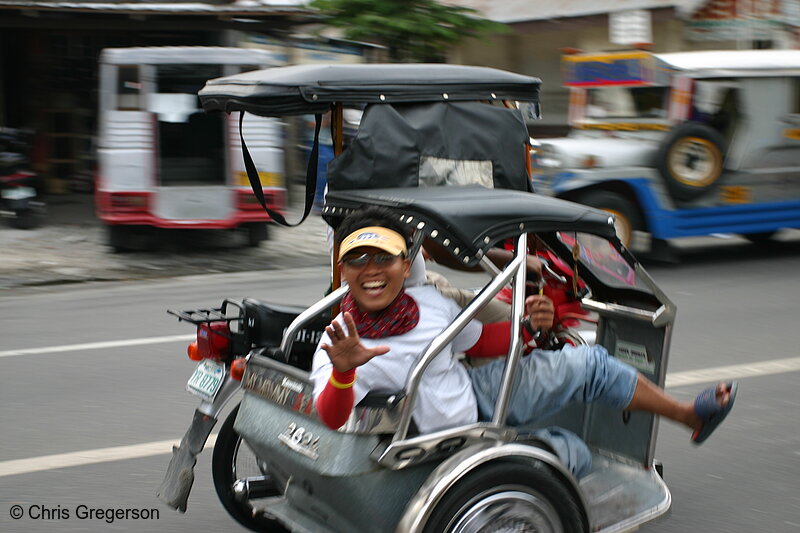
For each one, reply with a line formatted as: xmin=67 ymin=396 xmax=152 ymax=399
xmin=354 ymin=232 xmax=385 ymax=242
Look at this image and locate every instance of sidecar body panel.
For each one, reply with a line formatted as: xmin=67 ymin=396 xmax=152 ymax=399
xmin=234 ymin=383 xmax=437 ymax=533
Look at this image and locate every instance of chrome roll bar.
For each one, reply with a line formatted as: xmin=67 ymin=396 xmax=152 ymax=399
xmin=491 ymin=233 xmax=527 ymax=425
xmin=280 ymin=285 xmax=348 ymax=357
xmin=393 ymin=235 xmax=527 ymax=442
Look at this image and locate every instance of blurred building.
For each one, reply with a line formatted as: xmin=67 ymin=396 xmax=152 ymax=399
xmin=444 ymin=0 xmax=800 ymax=135
xmin=0 ymin=0 xmax=373 ymax=193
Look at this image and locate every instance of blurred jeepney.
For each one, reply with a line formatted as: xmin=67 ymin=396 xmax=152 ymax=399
xmin=530 ymin=49 xmax=800 ymax=250
xmin=96 ymin=47 xmax=286 ymax=251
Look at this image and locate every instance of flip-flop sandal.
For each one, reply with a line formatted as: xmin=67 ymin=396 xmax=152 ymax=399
xmin=692 ymin=381 xmax=738 ymax=445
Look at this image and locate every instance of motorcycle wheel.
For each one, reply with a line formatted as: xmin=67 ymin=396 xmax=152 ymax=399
xmin=212 ymin=405 xmax=288 ymax=533
xmin=11 ymin=208 xmax=36 ymax=229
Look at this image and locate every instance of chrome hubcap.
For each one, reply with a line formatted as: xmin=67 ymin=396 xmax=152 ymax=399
xmin=449 ymin=489 xmax=563 ymax=533
xmin=669 ymin=138 xmax=716 ymax=184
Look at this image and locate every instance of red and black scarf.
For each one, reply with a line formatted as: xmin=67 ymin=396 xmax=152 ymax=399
xmin=341 ymin=290 xmax=419 ymax=339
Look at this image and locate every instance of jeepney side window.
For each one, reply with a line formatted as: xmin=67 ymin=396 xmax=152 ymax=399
xmin=692 ymin=80 xmax=738 ymax=116
xmin=792 ymin=78 xmax=800 ymax=114
xmin=586 ymin=87 xmax=667 ymax=119
xmin=693 ymin=80 xmax=740 ymax=138
xmin=117 ymin=66 xmax=142 ymax=110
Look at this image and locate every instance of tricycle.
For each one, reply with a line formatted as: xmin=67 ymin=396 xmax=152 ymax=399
xmin=157 ymin=63 xmax=678 ymax=533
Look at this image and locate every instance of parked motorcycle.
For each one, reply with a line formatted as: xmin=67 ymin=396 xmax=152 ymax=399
xmin=0 ymin=128 xmax=45 ymax=229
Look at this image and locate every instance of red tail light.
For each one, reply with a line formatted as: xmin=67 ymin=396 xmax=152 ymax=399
xmin=195 ymin=321 xmax=231 ymax=361
xmin=187 ymin=341 xmax=202 ymax=361
xmin=230 ymin=358 xmax=246 ymax=381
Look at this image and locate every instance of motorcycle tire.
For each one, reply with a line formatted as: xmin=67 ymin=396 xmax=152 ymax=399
xmin=212 ymin=405 xmax=288 ymax=533
xmin=11 ymin=208 xmax=36 ymax=229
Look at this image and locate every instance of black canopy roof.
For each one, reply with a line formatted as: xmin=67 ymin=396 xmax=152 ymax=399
xmin=199 ymin=63 xmax=541 ymax=116
xmin=323 ymin=186 xmax=617 ymax=267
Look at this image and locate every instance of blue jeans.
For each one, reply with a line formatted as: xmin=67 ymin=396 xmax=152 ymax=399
xmin=468 ymin=344 xmax=638 ymax=477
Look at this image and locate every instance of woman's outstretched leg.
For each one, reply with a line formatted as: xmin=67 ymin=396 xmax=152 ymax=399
xmin=626 ymin=375 xmax=732 ymax=434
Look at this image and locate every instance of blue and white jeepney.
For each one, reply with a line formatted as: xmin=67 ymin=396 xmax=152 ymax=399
xmin=531 ymin=50 xmax=800 ymax=250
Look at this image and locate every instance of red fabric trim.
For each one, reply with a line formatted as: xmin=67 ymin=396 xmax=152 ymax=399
xmin=464 ymin=321 xmax=536 ymax=358
xmin=316 ymin=368 xmax=356 ymax=429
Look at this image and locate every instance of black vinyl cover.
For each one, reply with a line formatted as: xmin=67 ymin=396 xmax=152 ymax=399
xmin=324 ymin=186 xmax=618 ymax=267
xmin=199 ymin=63 xmax=541 ymax=117
xmin=328 ymin=102 xmax=532 ymax=192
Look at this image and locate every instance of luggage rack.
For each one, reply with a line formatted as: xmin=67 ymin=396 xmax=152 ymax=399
xmin=167 ymin=299 xmax=245 ymax=340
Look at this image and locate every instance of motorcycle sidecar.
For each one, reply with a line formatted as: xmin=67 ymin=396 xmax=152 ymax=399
xmin=228 ymin=186 xmax=674 ymax=533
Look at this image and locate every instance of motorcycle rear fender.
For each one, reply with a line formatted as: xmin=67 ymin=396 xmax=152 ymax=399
xmin=156 ymin=374 xmax=241 ymax=512
xmin=156 ymin=408 xmax=218 ymax=512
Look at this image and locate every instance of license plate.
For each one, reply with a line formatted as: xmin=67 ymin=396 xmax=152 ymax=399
xmin=1 ymin=186 xmax=35 ymax=200
xmin=186 ymin=360 xmax=225 ymax=401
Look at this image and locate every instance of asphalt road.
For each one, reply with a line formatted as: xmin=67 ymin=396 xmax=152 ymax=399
xmin=1 ymin=235 xmax=799 ymax=532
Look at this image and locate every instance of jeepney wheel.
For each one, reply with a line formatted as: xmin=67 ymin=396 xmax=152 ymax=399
xmin=743 ymin=231 xmax=777 ymax=244
xmin=424 ymin=462 xmax=586 ymax=533
xmin=656 ymin=122 xmax=725 ymax=202
xmin=212 ymin=405 xmax=288 ymax=533
xmin=107 ymin=225 xmax=131 ymax=253
xmin=244 ymin=223 xmax=269 ymax=247
xmin=576 ymin=190 xmax=642 ymax=248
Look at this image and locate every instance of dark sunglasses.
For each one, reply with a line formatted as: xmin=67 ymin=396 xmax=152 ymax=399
xmin=341 ymin=252 xmax=404 ymax=268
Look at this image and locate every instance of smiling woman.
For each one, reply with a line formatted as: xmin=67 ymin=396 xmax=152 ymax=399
xmin=335 ymin=210 xmax=413 ymax=314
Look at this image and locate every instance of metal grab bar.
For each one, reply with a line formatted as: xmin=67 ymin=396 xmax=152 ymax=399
xmin=279 ymin=285 xmax=348 ymax=358
xmin=580 ymin=299 xmax=659 ymax=323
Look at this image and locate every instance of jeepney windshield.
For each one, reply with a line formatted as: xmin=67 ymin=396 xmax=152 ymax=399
xmin=585 ymin=86 xmax=668 ymax=119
